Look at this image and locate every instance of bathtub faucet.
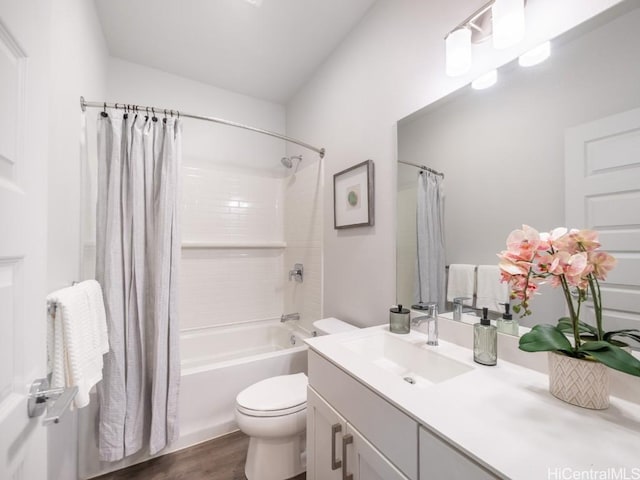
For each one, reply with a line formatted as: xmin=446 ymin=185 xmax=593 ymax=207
xmin=281 ymin=312 xmax=300 ymax=323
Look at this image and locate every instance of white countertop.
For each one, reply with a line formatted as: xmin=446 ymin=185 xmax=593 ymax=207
xmin=306 ymin=324 xmax=640 ymax=479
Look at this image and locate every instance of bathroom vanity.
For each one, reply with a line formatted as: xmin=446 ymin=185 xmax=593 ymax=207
xmin=305 ymin=325 xmax=640 ymax=480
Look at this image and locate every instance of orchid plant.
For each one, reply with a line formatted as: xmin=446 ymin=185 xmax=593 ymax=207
xmin=498 ymin=225 xmax=640 ymax=377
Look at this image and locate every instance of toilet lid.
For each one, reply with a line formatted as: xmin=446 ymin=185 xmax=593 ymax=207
xmin=236 ymin=373 xmax=308 ymax=416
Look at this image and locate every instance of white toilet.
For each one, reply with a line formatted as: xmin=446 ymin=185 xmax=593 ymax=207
xmin=235 ymin=317 xmax=357 ymax=480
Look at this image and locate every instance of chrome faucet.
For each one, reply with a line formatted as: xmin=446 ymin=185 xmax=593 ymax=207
xmin=281 ymin=312 xmax=300 ymax=323
xmin=411 ymin=302 xmax=438 ymax=346
xmin=453 ymin=297 xmax=473 ymax=321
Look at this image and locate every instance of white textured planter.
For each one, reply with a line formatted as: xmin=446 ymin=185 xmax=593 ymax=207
xmin=548 ymin=352 xmax=610 ymax=410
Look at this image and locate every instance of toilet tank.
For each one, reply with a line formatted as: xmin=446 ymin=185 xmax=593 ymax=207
xmin=312 ymin=317 xmax=358 ymax=336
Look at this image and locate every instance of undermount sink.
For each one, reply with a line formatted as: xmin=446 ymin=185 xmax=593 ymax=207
xmin=341 ymin=330 xmax=473 ymax=388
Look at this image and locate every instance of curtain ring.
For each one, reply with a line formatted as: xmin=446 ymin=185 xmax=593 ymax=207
xmin=170 ymin=109 xmax=174 ymax=117
xmin=103 ymin=102 xmax=107 ymax=113
xmin=177 ymin=110 xmax=180 ymax=119
xmin=115 ymin=103 xmax=119 ymax=110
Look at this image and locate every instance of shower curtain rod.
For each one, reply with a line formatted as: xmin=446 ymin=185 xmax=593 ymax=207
xmin=398 ymin=160 xmax=445 ymax=178
xmin=80 ymin=96 xmax=325 ymax=158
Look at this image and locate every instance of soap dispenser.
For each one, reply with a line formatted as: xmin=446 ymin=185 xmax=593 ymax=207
xmin=497 ymin=302 xmax=518 ymax=336
xmin=389 ymin=304 xmax=410 ymax=334
xmin=474 ymin=307 xmax=497 ymax=366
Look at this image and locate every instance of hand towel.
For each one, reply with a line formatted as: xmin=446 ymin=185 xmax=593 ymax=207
xmin=446 ymin=264 xmax=476 ymax=302
xmin=476 ymin=265 xmax=509 ymax=313
xmin=46 ymin=280 xmax=109 ymax=408
xmin=77 ymin=280 xmax=109 ymax=355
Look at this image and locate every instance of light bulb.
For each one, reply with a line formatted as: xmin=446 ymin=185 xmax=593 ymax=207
xmin=472 ymin=70 xmax=497 ymax=90
xmin=492 ymin=0 xmax=525 ymax=50
xmin=445 ymin=28 xmax=472 ymax=77
xmin=519 ymin=41 xmax=551 ymax=67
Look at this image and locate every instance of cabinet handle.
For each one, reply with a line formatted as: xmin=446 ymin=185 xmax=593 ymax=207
xmin=342 ymin=433 xmax=353 ymax=480
xmin=331 ymin=423 xmax=342 ymax=470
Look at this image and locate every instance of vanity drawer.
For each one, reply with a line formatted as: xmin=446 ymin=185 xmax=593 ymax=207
xmin=308 ymin=350 xmax=419 ymax=480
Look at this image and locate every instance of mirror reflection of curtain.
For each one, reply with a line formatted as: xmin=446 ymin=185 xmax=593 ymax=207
xmin=414 ymin=171 xmax=445 ymax=310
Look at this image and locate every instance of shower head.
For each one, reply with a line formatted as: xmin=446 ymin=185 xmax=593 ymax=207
xmin=281 ymin=155 xmax=302 ymax=169
xmin=281 ymin=157 xmax=292 ymax=168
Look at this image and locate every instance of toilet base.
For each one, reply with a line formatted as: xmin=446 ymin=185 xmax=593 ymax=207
xmin=244 ymin=433 xmax=306 ymax=480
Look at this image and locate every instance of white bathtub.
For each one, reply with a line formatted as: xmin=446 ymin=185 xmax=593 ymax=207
xmin=178 ymin=320 xmax=310 ymax=448
xmin=79 ymin=319 xmax=309 ymax=479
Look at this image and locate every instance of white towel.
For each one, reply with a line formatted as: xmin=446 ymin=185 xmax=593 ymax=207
xmin=446 ymin=264 xmax=476 ymax=302
xmin=476 ymin=265 xmax=509 ymax=313
xmin=77 ymin=280 xmax=110 ymax=356
xmin=47 ymin=280 xmax=109 ymax=408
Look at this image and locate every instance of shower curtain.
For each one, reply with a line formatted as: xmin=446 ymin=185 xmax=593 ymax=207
xmin=414 ymin=171 xmax=445 ymax=311
xmin=96 ymin=111 xmax=182 ymax=461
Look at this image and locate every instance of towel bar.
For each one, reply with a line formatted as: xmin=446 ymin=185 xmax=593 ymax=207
xmin=47 ymin=281 xmax=80 ymax=316
xmin=28 ymin=377 xmax=78 ymax=425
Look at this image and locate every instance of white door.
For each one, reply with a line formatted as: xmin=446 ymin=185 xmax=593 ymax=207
xmin=565 ymin=108 xmax=640 ymax=336
xmin=306 ymin=387 xmax=347 ymax=480
xmin=0 ymin=1 xmax=50 ymax=479
xmin=346 ymin=425 xmax=409 ymax=480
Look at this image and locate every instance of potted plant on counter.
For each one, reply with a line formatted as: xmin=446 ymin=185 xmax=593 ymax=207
xmin=498 ymin=225 xmax=640 ymax=409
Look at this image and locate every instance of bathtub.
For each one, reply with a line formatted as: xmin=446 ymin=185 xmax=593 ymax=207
xmin=79 ymin=319 xmax=309 ymax=478
xmin=178 ymin=320 xmax=310 ymax=448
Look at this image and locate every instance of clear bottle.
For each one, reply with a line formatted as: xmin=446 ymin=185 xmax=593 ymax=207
xmin=389 ymin=304 xmax=410 ymax=334
xmin=474 ymin=307 xmax=497 ymax=366
xmin=497 ymin=302 xmax=519 ymax=336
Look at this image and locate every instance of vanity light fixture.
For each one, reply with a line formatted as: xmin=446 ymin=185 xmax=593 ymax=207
xmin=445 ymin=0 xmax=527 ymax=77
xmin=471 ymin=69 xmax=498 ymax=90
xmin=492 ymin=0 xmax=526 ymax=50
xmin=518 ymin=41 xmax=551 ymax=67
xmin=445 ymin=28 xmax=472 ymax=76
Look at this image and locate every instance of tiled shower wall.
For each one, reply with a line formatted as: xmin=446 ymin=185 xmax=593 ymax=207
xmin=81 ymin=58 xmax=324 ymax=335
xmin=283 ymin=158 xmax=323 ymax=332
xmin=180 ymin=163 xmax=285 ymax=330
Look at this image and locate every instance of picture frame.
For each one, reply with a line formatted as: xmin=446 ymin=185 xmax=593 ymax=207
xmin=333 ymin=159 xmax=375 ymax=229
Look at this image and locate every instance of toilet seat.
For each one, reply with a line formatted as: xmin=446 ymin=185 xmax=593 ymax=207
xmin=237 ymin=402 xmax=306 ymax=417
xmin=236 ymin=373 xmax=308 ymax=418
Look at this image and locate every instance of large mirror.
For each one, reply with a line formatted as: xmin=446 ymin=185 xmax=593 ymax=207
xmin=396 ymin=0 xmax=640 ymax=333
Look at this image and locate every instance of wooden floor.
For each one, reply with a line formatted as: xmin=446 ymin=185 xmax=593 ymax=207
xmin=94 ymin=431 xmax=306 ymax=480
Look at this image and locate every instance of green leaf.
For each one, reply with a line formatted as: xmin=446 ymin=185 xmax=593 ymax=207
xmin=519 ymin=324 xmax=572 ymax=353
xmin=603 ymin=330 xmax=640 ymax=345
xmin=578 ymin=341 xmax=640 ymax=377
xmin=556 ymin=317 xmax=597 ymax=336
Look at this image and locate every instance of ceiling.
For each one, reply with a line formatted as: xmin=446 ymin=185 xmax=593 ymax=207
xmin=94 ymin=0 xmax=377 ymax=104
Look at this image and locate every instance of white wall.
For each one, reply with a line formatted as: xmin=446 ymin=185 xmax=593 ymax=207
xmin=47 ymin=0 xmax=108 ymax=479
xmin=286 ymin=0 xmax=622 ymax=327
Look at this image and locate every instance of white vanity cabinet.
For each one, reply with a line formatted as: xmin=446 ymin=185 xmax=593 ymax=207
xmin=307 ymin=349 xmax=500 ymax=480
xmin=419 ymin=426 xmax=497 ymax=480
xmin=307 ymin=350 xmax=417 ymax=480
xmin=306 ymin=387 xmax=346 ymax=480
xmin=307 ymin=388 xmax=409 ymax=480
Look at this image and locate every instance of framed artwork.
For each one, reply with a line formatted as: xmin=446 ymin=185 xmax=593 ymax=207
xmin=333 ymin=160 xmax=375 ymax=229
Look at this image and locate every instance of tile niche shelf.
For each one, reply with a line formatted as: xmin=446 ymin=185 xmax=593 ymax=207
xmin=181 ymin=241 xmax=287 ymax=249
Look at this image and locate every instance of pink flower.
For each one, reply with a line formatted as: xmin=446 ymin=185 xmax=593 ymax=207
xmin=553 ymin=229 xmax=601 ymax=254
xmin=589 ymin=251 xmax=617 ymax=280
xmin=498 ymin=225 xmax=617 ymax=320
xmin=506 ymin=225 xmax=541 ymax=261
xmin=539 ymin=227 xmax=568 ymax=251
